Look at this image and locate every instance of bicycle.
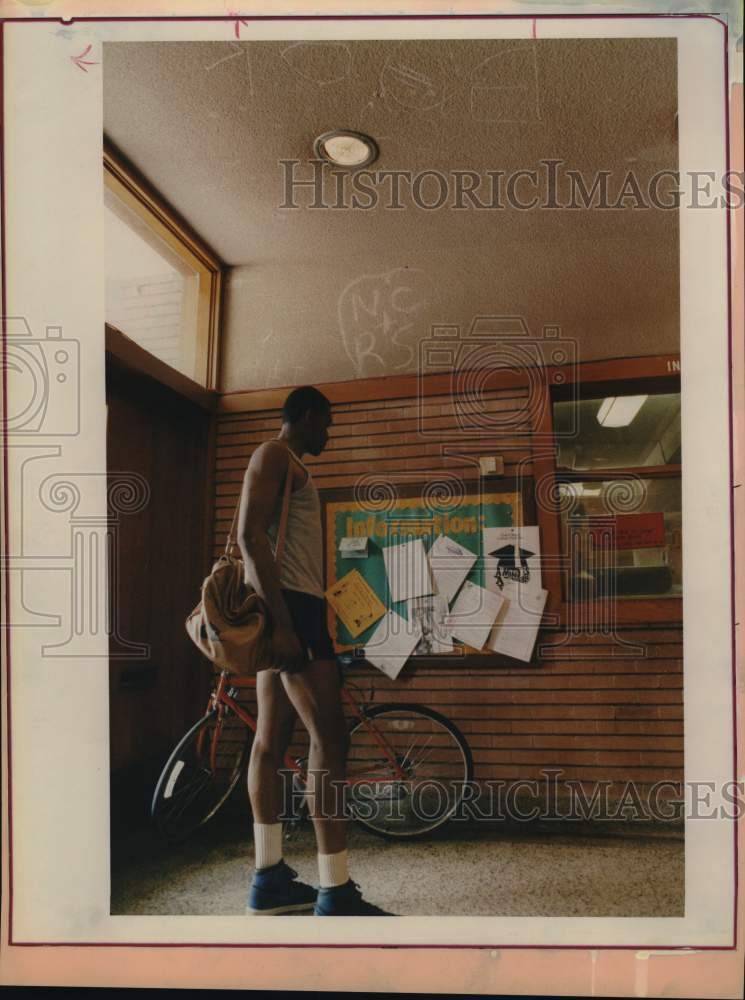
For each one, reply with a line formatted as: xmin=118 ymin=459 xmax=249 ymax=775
xmin=151 ymin=657 xmax=474 ymax=845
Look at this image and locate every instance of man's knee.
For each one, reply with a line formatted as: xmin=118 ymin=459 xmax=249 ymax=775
xmin=251 ymin=733 xmax=287 ymax=768
xmin=309 ymin=716 xmax=349 ymax=759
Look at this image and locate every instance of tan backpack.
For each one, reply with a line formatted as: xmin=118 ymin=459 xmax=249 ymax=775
xmin=185 ymin=464 xmax=293 ymax=675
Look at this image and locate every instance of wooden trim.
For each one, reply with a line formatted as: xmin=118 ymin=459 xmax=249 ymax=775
xmin=219 ymin=353 xmax=681 ymax=414
xmin=106 ymin=324 xmax=218 ymax=413
xmin=207 ymin=268 xmax=224 ymax=392
xmin=103 ymin=141 xmax=225 ymax=391
xmin=552 ymin=373 xmax=681 ymax=403
xmin=556 ymin=465 xmax=682 ymax=480
xmin=529 ymin=379 xmax=564 ymax=620
xmin=103 ymin=139 xmax=223 ymax=269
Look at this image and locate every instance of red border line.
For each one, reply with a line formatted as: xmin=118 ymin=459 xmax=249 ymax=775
xmin=1 ymin=941 xmax=734 ymax=950
xmin=0 ymin=12 xmax=731 ymax=23
xmin=0 ymin=11 xmax=736 ymax=953
xmin=722 ymin=8 xmax=737 ymax=952
xmin=0 ymin=15 xmax=16 ymax=950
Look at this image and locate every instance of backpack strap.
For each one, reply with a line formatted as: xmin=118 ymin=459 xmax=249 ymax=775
xmin=226 ymin=446 xmax=295 ymax=569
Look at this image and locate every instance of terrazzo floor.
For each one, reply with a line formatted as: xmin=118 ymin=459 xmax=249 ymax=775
xmin=111 ymin=813 xmax=684 ymax=918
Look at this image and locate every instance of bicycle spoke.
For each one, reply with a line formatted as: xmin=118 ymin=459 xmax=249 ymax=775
xmin=398 ymin=735 xmax=421 ymax=771
xmin=406 ymin=735 xmax=435 ymax=772
xmin=408 ymin=746 xmax=436 ymax=774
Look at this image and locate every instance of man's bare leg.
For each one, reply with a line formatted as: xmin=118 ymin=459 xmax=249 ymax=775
xmin=280 ymin=659 xmax=348 ymax=856
xmin=279 ymin=660 xmax=390 ymax=914
xmin=245 ymin=668 xmax=319 ymax=915
xmin=247 ymin=669 xmax=297 ymax=869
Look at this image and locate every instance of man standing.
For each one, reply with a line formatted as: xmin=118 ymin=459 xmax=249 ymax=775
xmin=237 ymin=385 xmax=389 ymax=916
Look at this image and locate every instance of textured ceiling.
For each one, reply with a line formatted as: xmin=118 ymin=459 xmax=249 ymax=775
xmin=102 ymin=38 xmax=679 ymax=390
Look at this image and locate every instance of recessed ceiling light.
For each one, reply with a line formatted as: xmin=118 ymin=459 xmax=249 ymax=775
xmin=313 ymin=130 xmax=379 ymax=168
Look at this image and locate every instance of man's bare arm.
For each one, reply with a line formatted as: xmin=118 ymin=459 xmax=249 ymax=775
xmin=237 ymin=441 xmax=304 ymax=671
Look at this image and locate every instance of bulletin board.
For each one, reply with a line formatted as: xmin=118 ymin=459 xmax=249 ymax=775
xmin=325 ymin=491 xmax=522 ymax=650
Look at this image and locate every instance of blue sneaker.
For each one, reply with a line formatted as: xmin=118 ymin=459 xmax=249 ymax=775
xmin=245 ymin=860 xmax=317 ymax=915
xmin=314 ymin=880 xmax=393 ymax=916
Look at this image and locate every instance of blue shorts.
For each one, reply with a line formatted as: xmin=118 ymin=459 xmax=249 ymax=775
xmin=281 ymin=588 xmax=335 ymax=662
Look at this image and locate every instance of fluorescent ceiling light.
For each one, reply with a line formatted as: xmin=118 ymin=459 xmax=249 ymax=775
xmin=558 ymin=483 xmax=602 ymax=497
xmin=596 ymin=395 xmax=648 ymax=427
xmin=314 ymin=130 xmax=379 ymax=168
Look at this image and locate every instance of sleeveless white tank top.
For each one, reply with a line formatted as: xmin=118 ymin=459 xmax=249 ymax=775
xmin=267 ymin=449 xmax=324 ymax=599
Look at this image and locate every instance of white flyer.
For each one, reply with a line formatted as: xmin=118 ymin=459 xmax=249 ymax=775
xmin=445 ymin=580 xmax=505 ymax=650
xmin=483 ymin=525 xmax=542 ymax=594
xmin=382 ymin=537 xmax=433 ymax=604
xmin=364 ymin=610 xmax=423 ymax=680
xmin=487 ymin=582 xmax=549 ymax=662
xmin=408 ymin=594 xmax=454 ymax=655
xmin=427 ymin=534 xmax=477 ymax=605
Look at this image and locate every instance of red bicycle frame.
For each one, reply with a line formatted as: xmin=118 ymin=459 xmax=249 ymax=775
xmin=198 ymin=671 xmax=409 ymax=785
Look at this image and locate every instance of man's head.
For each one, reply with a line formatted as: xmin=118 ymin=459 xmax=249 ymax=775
xmin=282 ymin=385 xmax=332 ymax=456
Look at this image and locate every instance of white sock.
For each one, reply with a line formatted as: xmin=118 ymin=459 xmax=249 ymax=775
xmin=254 ymin=822 xmax=283 ymax=870
xmin=318 ymin=849 xmax=349 ymax=889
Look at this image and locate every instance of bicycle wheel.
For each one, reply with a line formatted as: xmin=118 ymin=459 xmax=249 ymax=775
xmin=345 ymin=703 xmax=473 ymax=839
xmin=151 ymin=708 xmax=251 ymax=844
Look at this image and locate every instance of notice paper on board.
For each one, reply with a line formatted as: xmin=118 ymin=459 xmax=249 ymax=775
xmin=383 ymin=537 xmax=433 ymax=604
xmin=483 ymin=525 xmax=542 ymax=593
xmin=325 ymin=568 xmax=386 ymax=639
xmin=364 ymin=610 xmax=422 ymax=679
xmin=445 ymin=580 xmax=505 ymax=650
xmin=487 ymin=582 xmax=548 ymax=662
xmin=408 ymin=594 xmax=454 ymax=655
xmin=427 ymin=534 xmax=477 ymax=605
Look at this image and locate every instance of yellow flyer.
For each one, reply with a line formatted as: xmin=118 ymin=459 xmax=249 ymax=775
xmin=325 ymin=569 xmax=386 ymax=638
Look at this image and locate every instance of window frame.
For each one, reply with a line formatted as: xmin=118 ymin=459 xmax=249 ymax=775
xmin=103 ymin=141 xmax=224 ymax=390
xmin=531 ymin=355 xmax=682 ymax=627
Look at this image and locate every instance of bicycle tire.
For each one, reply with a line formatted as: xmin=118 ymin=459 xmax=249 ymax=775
xmin=150 ymin=708 xmax=251 ymax=845
xmin=345 ymin=703 xmax=474 ymax=840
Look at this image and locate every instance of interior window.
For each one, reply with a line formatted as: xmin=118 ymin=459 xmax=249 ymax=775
xmin=104 ymin=194 xmax=201 ymax=381
xmin=553 ymin=392 xmax=681 ymax=470
xmin=558 ymin=477 xmax=682 ymax=599
xmin=553 ymin=389 xmax=681 ymax=601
